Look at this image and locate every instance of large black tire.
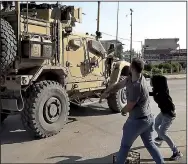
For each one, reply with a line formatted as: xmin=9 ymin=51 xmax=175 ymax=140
xmin=21 ymin=80 xmax=70 ymax=138
xmin=1 ymin=113 xmax=9 ymax=124
xmin=0 ymin=18 xmax=17 ymax=74
xmin=107 ymin=76 xmax=127 ymax=113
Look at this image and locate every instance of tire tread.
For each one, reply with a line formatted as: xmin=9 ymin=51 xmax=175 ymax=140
xmin=107 ymin=76 xmax=126 ymax=113
xmin=0 ymin=18 xmax=17 ymax=74
xmin=21 ymin=80 xmax=70 ymax=138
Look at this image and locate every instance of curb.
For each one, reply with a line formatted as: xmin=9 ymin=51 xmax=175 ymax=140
xmin=146 ymin=76 xmax=186 ymax=80
xmin=166 ymin=77 xmax=186 ymax=80
xmin=165 ymin=75 xmax=186 ymax=80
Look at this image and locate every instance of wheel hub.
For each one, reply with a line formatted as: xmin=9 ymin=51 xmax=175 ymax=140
xmin=49 ymin=104 xmax=58 ymax=117
xmin=120 ymin=88 xmax=127 ymax=104
xmin=44 ymin=97 xmax=61 ymax=124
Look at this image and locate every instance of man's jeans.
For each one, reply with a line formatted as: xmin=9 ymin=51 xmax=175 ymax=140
xmin=116 ymin=114 xmax=164 ymax=164
xmin=155 ymin=112 xmax=178 ymax=153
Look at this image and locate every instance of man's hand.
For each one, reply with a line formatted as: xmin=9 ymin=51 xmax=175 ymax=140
xmin=99 ymin=92 xmax=109 ymax=103
xmin=99 ymin=84 xmax=115 ymax=103
xmin=121 ymin=110 xmax=127 ymax=116
xmin=99 ymin=76 xmax=129 ymax=104
xmin=121 ymin=106 xmax=128 ymax=116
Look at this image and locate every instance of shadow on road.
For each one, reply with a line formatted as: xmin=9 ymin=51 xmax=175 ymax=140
xmin=0 ymin=104 xmax=113 ymax=145
xmin=140 ymin=158 xmax=171 ymax=162
xmin=48 ymin=152 xmax=173 ymax=164
xmin=131 ymin=145 xmax=186 ymax=151
xmin=0 ymin=115 xmax=77 ymax=145
xmin=48 ymin=153 xmax=116 ymax=163
xmin=69 ymin=103 xmax=114 ymax=117
xmin=0 ymin=115 xmax=34 ymax=145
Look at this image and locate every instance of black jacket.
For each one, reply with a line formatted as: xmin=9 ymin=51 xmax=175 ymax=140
xmin=149 ymin=75 xmax=176 ymax=117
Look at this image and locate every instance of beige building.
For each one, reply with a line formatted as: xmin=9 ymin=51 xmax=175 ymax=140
xmin=143 ymin=38 xmax=185 ymax=64
xmin=144 ymin=38 xmax=179 ymax=50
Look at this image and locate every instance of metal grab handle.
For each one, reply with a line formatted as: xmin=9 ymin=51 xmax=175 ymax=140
xmin=33 ymin=35 xmax=40 ymax=39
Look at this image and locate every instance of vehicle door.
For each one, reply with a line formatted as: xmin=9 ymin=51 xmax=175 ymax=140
xmin=85 ymin=38 xmax=106 ymax=81
xmin=64 ymin=34 xmax=86 ymax=79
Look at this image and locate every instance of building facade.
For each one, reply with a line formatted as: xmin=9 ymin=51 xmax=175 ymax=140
xmin=144 ymin=38 xmax=179 ymax=50
xmin=143 ymin=38 xmax=186 ymax=64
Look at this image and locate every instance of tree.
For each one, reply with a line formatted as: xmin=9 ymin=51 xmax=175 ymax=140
xmin=171 ymin=62 xmax=182 ymax=73
xmin=158 ymin=63 xmax=172 ymax=73
xmin=144 ymin=63 xmax=153 ymax=71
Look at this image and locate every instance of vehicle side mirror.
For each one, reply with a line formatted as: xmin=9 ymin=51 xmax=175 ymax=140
xmin=88 ymin=40 xmax=106 ymax=58
xmin=96 ymin=31 xmax=102 ymax=38
xmin=109 ymin=43 xmax=115 ymax=50
xmin=107 ymin=44 xmax=115 ymax=55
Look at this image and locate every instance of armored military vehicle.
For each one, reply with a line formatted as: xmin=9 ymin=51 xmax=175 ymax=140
xmin=0 ymin=1 xmax=130 ymax=138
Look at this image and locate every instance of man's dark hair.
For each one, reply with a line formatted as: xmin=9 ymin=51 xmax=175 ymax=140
xmin=131 ymin=58 xmax=144 ymax=73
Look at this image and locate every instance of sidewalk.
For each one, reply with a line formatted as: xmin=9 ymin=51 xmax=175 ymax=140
xmin=164 ymin=74 xmax=186 ymax=80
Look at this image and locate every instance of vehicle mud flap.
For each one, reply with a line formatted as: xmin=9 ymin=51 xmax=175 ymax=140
xmin=1 ymin=90 xmax=24 ymax=112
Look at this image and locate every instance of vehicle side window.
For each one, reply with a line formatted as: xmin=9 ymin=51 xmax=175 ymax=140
xmin=69 ymin=38 xmax=83 ymax=49
xmin=87 ymin=40 xmax=106 ymax=57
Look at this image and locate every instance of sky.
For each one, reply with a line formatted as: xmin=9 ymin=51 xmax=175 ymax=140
xmin=3 ymin=1 xmax=186 ymax=52
xmin=61 ymin=1 xmax=186 ymax=52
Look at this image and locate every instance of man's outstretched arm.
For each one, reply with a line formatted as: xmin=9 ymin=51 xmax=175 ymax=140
xmin=99 ymin=76 xmax=130 ymax=102
xmin=107 ymin=78 xmax=128 ymax=94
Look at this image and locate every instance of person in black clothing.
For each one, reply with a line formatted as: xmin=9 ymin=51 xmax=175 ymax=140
xmin=150 ymin=75 xmax=183 ymax=161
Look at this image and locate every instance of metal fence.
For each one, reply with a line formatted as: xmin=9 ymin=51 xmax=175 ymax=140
xmin=144 ymin=54 xmax=186 ymax=62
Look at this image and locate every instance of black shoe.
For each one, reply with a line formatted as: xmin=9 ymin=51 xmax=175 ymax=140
xmin=155 ymin=137 xmax=163 ymax=142
xmin=154 ymin=141 xmax=162 ymax=147
xmin=169 ymin=151 xmax=183 ymax=161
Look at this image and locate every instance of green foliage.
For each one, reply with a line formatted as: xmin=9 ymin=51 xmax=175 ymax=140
xmin=158 ymin=63 xmax=163 ymax=69
xmin=171 ymin=62 xmax=182 ymax=72
xmin=144 ymin=63 xmax=153 ymax=71
xmin=143 ymin=70 xmax=151 ymax=78
xmin=145 ymin=62 xmax=182 ymax=74
xmin=161 ymin=63 xmax=172 ymax=70
xmin=151 ymin=67 xmax=163 ymax=75
xmin=163 ymin=69 xmax=168 ymax=74
xmin=157 ymin=63 xmax=171 ymax=73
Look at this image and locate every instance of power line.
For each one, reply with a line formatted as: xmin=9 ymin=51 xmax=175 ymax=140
xmin=130 ymin=8 xmax=133 ymax=62
xmin=80 ymin=8 xmax=142 ymax=43
xmin=101 ymin=32 xmax=142 ymax=43
xmin=115 ymin=2 xmax=119 ymax=56
xmin=102 ymin=32 xmax=130 ymax=41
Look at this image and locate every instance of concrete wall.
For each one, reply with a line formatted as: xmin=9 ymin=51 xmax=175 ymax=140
xmin=144 ymin=38 xmax=179 ymax=50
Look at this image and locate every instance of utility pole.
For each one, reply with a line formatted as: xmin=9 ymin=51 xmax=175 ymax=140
xmin=97 ymin=1 xmax=100 ymax=32
xmin=140 ymin=41 xmax=143 ymax=58
xmin=115 ymin=2 xmax=119 ymax=57
xmin=96 ymin=1 xmax=101 ymax=40
xmin=129 ymin=8 xmax=133 ymax=63
xmin=178 ymin=44 xmax=181 ymax=73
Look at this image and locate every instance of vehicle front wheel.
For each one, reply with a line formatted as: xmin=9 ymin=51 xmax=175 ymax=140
xmin=107 ymin=76 xmax=127 ymax=113
xmin=21 ymin=80 xmax=70 ymax=138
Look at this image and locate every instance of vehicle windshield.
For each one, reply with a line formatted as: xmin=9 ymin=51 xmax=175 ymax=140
xmin=100 ymin=40 xmax=124 ymax=60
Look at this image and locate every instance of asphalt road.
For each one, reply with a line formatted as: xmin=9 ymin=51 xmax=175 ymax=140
xmin=1 ymin=79 xmax=187 ymax=163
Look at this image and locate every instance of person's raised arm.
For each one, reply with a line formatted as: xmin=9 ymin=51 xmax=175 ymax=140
xmin=99 ymin=76 xmax=130 ymax=103
xmin=107 ymin=77 xmax=128 ymax=94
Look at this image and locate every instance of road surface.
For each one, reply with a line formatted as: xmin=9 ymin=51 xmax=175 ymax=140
xmin=1 ymin=79 xmax=186 ymax=163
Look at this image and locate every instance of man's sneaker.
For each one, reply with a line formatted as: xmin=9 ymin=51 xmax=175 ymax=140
xmin=155 ymin=137 xmax=163 ymax=142
xmin=154 ymin=141 xmax=162 ymax=147
xmin=169 ymin=151 xmax=183 ymax=161
xmin=154 ymin=137 xmax=163 ymax=147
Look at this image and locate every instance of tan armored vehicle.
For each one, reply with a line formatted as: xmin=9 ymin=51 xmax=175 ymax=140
xmin=0 ymin=2 xmax=130 ymax=138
